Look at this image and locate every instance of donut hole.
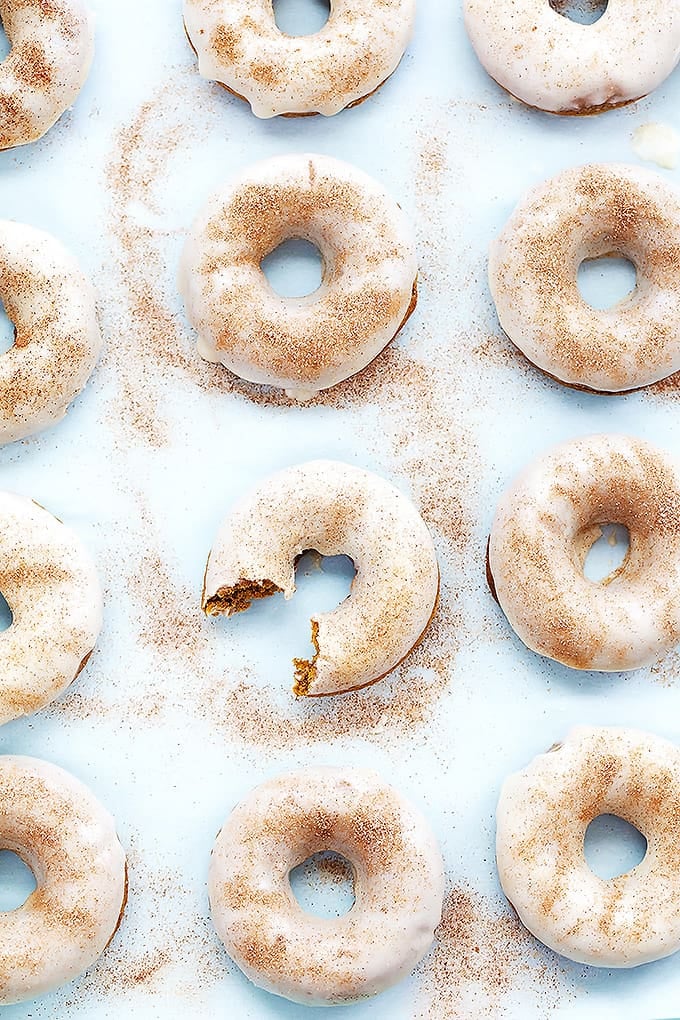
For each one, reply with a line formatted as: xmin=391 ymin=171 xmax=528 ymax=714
xmin=0 ymin=19 xmax=9 ymax=62
xmin=261 ymin=238 xmax=324 ymax=299
xmin=289 ymin=850 xmax=355 ymax=918
xmin=577 ymin=256 xmax=637 ymax=310
xmin=0 ymin=298 xmax=16 ymax=355
xmin=549 ymin=0 xmax=608 ymax=25
xmin=0 ymin=850 xmax=36 ymax=910
xmin=582 ymin=524 xmax=630 ymax=583
xmin=584 ymin=814 xmax=647 ymax=880
xmin=273 ymin=0 xmax=331 ymax=36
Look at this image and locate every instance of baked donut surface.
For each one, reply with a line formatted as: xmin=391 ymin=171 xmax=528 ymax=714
xmin=464 ymin=0 xmax=680 ymax=115
xmin=487 ymin=434 xmax=680 ymax=671
xmin=0 ymin=755 xmax=126 ymax=1003
xmin=0 ymin=0 xmax=94 ymax=149
xmin=0 ymin=221 xmax=101 ymax=443
xmin=489 ymin=164 xmax=680 ymax=393
xmin=179 ymin=153 xmax=417 ymax=401
xmin=183 ymin=0 xmax=415 ymax=117
xmin=0 ymin=492 xmax=102 ymax=724
xmin=497 ymin=726 xmax=680 ymax=967
xmin=208 ymin=766 xmax=444 ymax=1004
xmin=202 ymin=460 xmax=439 ymax=696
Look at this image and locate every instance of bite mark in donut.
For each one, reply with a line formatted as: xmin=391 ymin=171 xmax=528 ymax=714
xmin=202 ymin=461 xmax=439 ymax=696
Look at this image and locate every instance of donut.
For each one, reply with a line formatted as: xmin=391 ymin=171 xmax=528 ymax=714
xmin=183 ymin=0 xmax=415 ymax=118
xmin=0 ymin=220 xmax=101 ymax=442
xmin=202 ymin=460 xmax=439 ymax=696
xmin=208 ymin=766 xmax=444 ymax=1004
xmin=0 ymin=491 xmax=102 ymax=724
xmin=0 ymin=0 xmax=94 ymax=150
xmin=489 ymin=164 xmax=680 ymax=393
xmin=463 ymin=0 xmax=680 ymax=115
xmin=487 ymin=433 xmax=680 ymax=671
xmin=0 ymin=755 xmax=126 ymax=1003
xmin=497 ymin=726 xmax=680 ymax=967
xmin=179 ymin=153 xmax=417 ymax=401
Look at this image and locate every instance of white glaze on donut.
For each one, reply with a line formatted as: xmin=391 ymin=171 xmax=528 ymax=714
xmin=208 ymin=766 xmax=444 ymax=1004
xmin=202 ymin=460 xmax=439 ymax=696
xmin=0 ymin=755 xmax=126 ymax=1003
xmin=0 ymin=221 xmax=101 ymax=442
xmin=464 ymin=0 xmax=680 ymax=114
xmin=179 ymin=153 xmax=417 ymax=401
xmin=488 ymin=434 xmax=680 ymax=671
xmin=0 ymin=0 xmax=94 ymax=149
xmin=183 ymin=0 xmax=415 ymax=118
xmin=0 ymin=492 xmax=102 ymax=723
xmin=489 ymin=164 xmax=680 ymax=393
xmin=497 ymin=726 xmax=680 ymax=967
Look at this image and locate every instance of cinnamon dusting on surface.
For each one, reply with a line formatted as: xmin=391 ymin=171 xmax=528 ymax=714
xmin=416 ymin=884 xmax=570 ymax=1017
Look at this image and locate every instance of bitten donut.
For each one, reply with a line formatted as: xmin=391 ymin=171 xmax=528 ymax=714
xmin=179 ymin=153 xmax=417 ymax=401
xmin=0 ymin=755 xmax=126 ymax=1003
xmin=487 ymin=434 xmax=680 ymax=671
xmin=497 ymin=727 xmax=680 ymax=967
xmin=464 ymin=0 xmax=680 ymax=115
xmin=183 ymin=0 xmax=415 ymax=118
xmin=0 ymin=0 xmax=94 ymax=149
xmin=0 ymin=221 xmax=101 ymax=442
xmin=208 ymin=766 xmax=444 ymax=1005
xmin=0 ymin=492 xmax=102 ymax=724
xmin=490 ymin=164 xmax=680 ymax=393
xmin=202 ymin=460 xmax=439 ymax=696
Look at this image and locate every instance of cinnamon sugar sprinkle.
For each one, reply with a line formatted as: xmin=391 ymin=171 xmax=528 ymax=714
xmin=416 ymin=884 xmax=576 ymax=1018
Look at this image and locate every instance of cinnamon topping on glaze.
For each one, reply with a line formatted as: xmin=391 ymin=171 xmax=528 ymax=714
xmin=0 ymin=221 xmax=101 ymax=443
xmin=0 ymin=0 xmax=94 ymax=149
xmin=201 ymin=460 xmax=439 ymax=697
xmin=464 ymin=0 xmax=680 ymax=115
xmin=497 ymin=726 xmax=680 ymax=967
xmin=0 ymin=756 xmax=126 ymax=1003
xmin=208 ymin=766 xmax=444 ymax=1005
xmin=488 ymin=433 xmax=680 ymax=671
xmin=179 ymin=153 xmax=418 ymax=401
xmin=0 ymin=492 xmax=102 ymax=723
xmin=490 ymin=164 xmax=680 ymax=393
xmin=183 ymin=0 xmax=415 ymax=118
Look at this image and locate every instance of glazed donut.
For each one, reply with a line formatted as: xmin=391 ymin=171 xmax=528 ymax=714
xmin=202 ymin=460 xmax=439 ymax=696
xmin=0 ymin=0 xmax=94 ymax=149
xmin=0 ymin=491 xmax=102 ymax=724
xmin=489 ymin=164 xmax=680 ymax=393
xmin=0 ymin=755 xmax=126 ymax=1003
xmin=183 ymin=0 xmax=415 ymax=118
xmin=0 ymin=221 xmax=101 ymax=442
xmin=497 ymin=726 xmax=680 ymax=967
xmin=208 ymin=766 xmax=444 ymax=1004
xmin=179 ymin=153 xmax=417 ymax=401
xmin=464 ymin=0 xmax=680 ymax=115
xmin=487 ymin=434 xmax=680 ymax=671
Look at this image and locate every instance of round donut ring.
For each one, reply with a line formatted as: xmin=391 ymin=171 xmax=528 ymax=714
xmin=0 ymin=220 xmax=101 ymax=443
xmin=0 ymin=0 xmax=94 ymax=149
xmin=464 ymin=0 xmax=680 ymax=115
xmin=0 ymin=755 xmax=126 ymax=1003
xmin=208 ymin=766 xmax=444 ymax=1005
xmin=183 ymin=0 xmax=415 ymax=118
xmin=202 ymin=460 xmax=439 ymax=696
xmin=487 ymin=433 xmax=680 ymax=671
xmin=179 ymin=153 xmax=417 ymax=401
xmin=497 ymin=726 xmax=680 ymax=967
xmin=0 ymin=491 xmax=102 ymax=724
xmin=489 ymin=164 xmax=680 ymax=393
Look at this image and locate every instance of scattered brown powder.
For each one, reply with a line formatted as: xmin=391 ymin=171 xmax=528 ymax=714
xmin=416 ymin=884 xmax=574 ymax=1018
